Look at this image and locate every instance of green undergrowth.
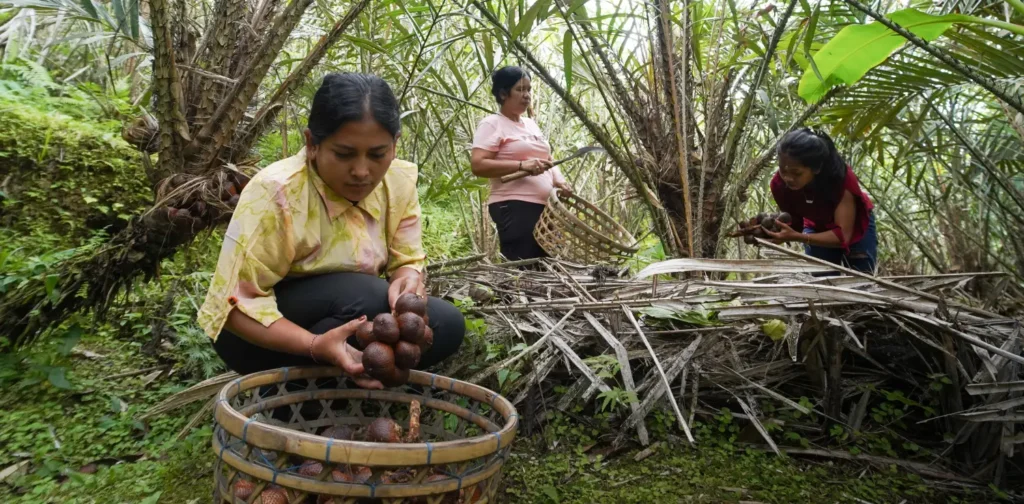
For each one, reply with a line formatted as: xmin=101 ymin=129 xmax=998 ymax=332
xmin=503 ymin=444 xmax=977 ymax=504
xmin=0 ymin=319 xmax=998 ymax=503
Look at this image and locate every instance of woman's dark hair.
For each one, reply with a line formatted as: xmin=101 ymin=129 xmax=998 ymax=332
xmin=491 ymin=66 xmax=529 ymax=104
xmin=778 ymin=127 xmax=847 ymax=205
xmin=307 ymin=73 xmax=401 ymax=144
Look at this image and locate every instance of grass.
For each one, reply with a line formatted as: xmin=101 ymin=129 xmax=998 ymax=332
xmin=0 ymin=324 xmax=1000 ymax=504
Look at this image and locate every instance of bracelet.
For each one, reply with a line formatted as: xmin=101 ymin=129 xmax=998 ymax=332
xmin=518 ymin=160 xmax=523 ymax=172
xmin=309 ymin=333 xmax=321 ymax=364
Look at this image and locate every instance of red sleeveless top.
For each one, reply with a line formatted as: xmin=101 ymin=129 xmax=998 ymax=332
xmin=770 ymin=166 xmax=874 ymax=251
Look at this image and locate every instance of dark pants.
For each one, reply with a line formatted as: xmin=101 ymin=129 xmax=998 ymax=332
xmin=212 ymin=272 xmax=465 ymax=375
xmin=489 ymin=200 xmax=548 ymax=261
xmin=804 ymin=212 xmax=878 ymax=275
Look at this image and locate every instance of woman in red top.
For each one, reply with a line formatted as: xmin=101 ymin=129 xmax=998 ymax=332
xmin=765 ymin=128 xmax=877 ymax=273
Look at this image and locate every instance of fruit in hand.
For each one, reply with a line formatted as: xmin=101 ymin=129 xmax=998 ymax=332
xmin=366 ymin=418 xmax=402 ymax=443
xmin=778 ymin=212 xmax=792 ymax=225
xmin=362 ymin=342 xmax=396 ymax=379
xmin=373 ymin=313 xmax=400 ymax=345
xmin=394 ymin=341 xmax=421 ymax=370
xmin=356 ymin=321 xmax=376 ymax=348
xmin=378 ymin=366 xmax=410 ymax=387
xmin=395 ymin=293 xmax=428 ymax=317
xmin=397 ymin=312 xmax=426 ymax=344
xmin=420 ymin=326 xmax=434 ymax=352
xmin=761 ymin=216 xmax=777 ymax=232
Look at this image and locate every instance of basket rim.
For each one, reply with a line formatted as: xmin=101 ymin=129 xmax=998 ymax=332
xmin=214 ymin=367 xmax=518 ymax=467
xmin=542 ymin=189 xmax=639 ymax=254
xmin=213 ymin=432 xmax=502 ymax=498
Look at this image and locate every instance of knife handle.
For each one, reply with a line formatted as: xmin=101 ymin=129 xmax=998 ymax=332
xmin=500 ymin=170 xmax=531 ymax=183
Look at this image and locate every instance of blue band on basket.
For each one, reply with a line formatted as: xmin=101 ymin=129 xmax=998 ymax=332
xmin=282 ymin=366 xmax=290 ymax=383
xmin=425 ymin=442 xmax=433 ymax=464
xmin=232 ymin=379 xmax=241 ymax=397
xmin=456 ymin=475 xmax=463 ymax=491
xmin=326 ymin=438 xmax=333 ymax=463
xmin=369 ymin=484 xmax=376 ymax=497
xmin=430 ymin=374 xmax=437 ymax=388
xmin=492 ymin=432 xmax=501 ymax=451
xmin=217 ymin=440 xmax=229 ymax=461
xmin=271 ymin=469 xmax=279 ymax=485
xmin=242 ymin=417 xmax=255 ymax=442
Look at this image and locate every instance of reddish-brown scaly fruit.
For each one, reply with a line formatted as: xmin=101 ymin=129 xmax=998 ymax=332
xmin=331 ymin=469 xmax=353 ymax=483
xmin=753 ymin=227 xmax=768 ymax=239
xmin=362 ymin=342 xmax=396 ymax=377
xmin=233 ymin=479 xmax=255 ymax=499
xmin=394 ymin=293 xmax=428 ymax=317
xmin=320 ymin=425 xmax=355 ymax=441
xmin=394 ymin=341 xmax=421 ymax=370
xmin=373 ymin=313 xmax=400 ymax=344
xmin=743 ymin=234 xmax=756 ymax=245
xmin=353 ymin=466 xmax=373 ymax=483
xmin=366 ymin=418 xmax=402 ymax=443
xmin=378 ymin=366 xmax=410 ymax=387
xmin=761 ymin=216 xmax=776 ymax=232
xmin=255 ymin=487 xmax=288 ymax=504
xmin=778 ymin=212 xmax=792 ymax=225
xmin=355 ymin=321 xmax=376 ymax=348
xmin=755 ymin=212 xmax=767 ymax=224
xmin=382 ymin=469 xmax=414 ymax=484
xmin=397 ymin=312 xmax=426 ymax=344
xmin=420 ymin=326 xmax=434 ymax=352
xmin=298 ymin=459 xmax=323 ymax=477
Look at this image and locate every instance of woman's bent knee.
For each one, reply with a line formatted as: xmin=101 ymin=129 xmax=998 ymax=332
xmin=421 ymin=297 xmax=465 ymax=368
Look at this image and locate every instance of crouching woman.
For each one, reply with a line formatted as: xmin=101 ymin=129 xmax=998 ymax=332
xmin=197 ymin=73 xmax=464 ymax=388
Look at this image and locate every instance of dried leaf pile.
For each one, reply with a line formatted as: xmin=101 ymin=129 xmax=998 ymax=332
xmin=428 ymin=252 xmax=1023 ymax=486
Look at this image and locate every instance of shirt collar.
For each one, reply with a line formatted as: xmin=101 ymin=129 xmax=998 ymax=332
xmin=304 ymin=150 xmax=384 ymax=221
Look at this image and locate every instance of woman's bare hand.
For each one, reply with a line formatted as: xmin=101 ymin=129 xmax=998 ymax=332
xmin=521 ymin=158 xmax=553 ymax=176
xmin=311 ymin=316 xmax=383 ymax=389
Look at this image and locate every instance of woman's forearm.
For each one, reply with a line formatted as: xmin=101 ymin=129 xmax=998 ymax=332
xmin=224 ymin=308 xmax=315 ymax=356
xmin=803 ymin=230 xmax=844 ymax=248
xmin=471 ymin=158 xmax=522 ymax=178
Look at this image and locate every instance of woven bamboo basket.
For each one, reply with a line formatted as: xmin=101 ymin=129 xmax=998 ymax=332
xmin=533 ymin=189 xmax=638 ymax=264
xmin=212 ymin=366 xmax=518 ymax=504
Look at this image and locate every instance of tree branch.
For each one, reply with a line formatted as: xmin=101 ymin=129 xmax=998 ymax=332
xmin=235 ymin=0 xmax=372 ymax=155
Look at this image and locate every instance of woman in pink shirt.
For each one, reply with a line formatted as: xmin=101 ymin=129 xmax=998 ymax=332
xmin=470 ymin=66 xmax=571 ymax=261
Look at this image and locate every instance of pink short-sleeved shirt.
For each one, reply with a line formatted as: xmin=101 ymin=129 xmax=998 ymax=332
xmin=472 ymin=113 xmax=566 ymax=205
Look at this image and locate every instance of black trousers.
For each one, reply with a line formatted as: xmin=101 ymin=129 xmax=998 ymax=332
xmin=212 ymin=272 xmax=465 ymax=375
xmin=488 ymin=200 xmax=548 ymax=261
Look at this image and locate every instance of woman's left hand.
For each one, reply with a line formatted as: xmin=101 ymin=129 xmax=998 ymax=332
xmin=388 ymin=269 xmax=427 ymax=310
xmin=764 ymin=221 xmax=804 ymax=244
xmin=554 ymin=181 xmax=572 ymax=195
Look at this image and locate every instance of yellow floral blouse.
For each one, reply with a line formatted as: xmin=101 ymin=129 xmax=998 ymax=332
xmin=198 ymin=150 xmax=426 ymax=341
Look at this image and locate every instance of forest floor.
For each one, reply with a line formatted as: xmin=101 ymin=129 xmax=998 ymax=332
xmin=0 ymin=327 xmax=1001 ymax=504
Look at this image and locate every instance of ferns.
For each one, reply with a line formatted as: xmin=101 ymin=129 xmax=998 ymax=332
xmin=173 ymin=325 xmax=225 ymax=380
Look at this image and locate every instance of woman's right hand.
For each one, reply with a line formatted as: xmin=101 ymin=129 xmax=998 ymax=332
xmin=521 ymin=158 xmax=553 ymax=176
xmin=311 ymin=316 xmax=383 ymax=389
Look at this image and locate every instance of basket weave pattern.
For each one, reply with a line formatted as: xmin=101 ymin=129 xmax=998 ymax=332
xmin=533 ymin=189 xmax=638 ymax=264
xmin=213 ymin=367 xmax=518 ymax=503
